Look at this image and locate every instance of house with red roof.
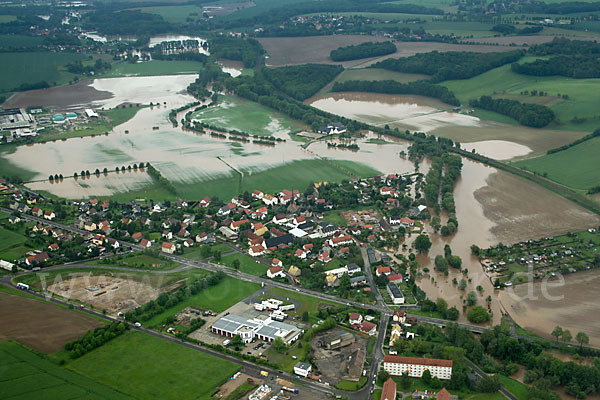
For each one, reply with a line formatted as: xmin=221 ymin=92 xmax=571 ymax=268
xmin=388 ymin=274 xmax=403 ymax=282
xmin=161 ymin=242 xmax=176 ymax=254
xmin=376 ymin=266 xmax=391 ymax=276
xmin=249 ymin=245 xmax=266 ymax=257
xmin=359 ymin=321 xmax=377 ymax=336
xmin=349 ymin=312 xmax=363 ymax=325
xmin=318 ymin=251 xmax=331 ymax=263
xmin=272 ymin=258 xmax=283 ymax=268
xmin=267 ymin=265 xmax=285 ymax=278
xmin=329 ymin=235 xmax=353 ymax=247
xmin=139 ymin=238 xmax=151 ymax=248
xmin=199 ymin=196 xmax=211 ymax=207
xmin=295 ymin=249 xmax=307 ymax=259
xmin=230 ymin=219 xmax=249 ymax=232
xmin=381 ymin=378 xmax=397 ymax=400
xmin=48 ymin=243 xmax=59 ymax=251
xmin=132 ymin=232 xmax=143 ymax=242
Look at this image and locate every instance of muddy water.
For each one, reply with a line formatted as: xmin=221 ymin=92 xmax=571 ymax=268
xmin=461 ymin=140 xmax=532 ymax=161
xmin=218 ymin=60 xmax=243 ymax=77
xmin=401 ymin=159 xmax=503 ymax=325
xmin=308 ymin=93 xmax=481 ymax=132
xmin=500 ymin=269 xmax=600 ymax=347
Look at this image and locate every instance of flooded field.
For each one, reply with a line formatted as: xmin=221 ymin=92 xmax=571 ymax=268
xmin=500 ymin=269 xmax=600 ymax=347
xmin=461 ymin=140 xmax=532 ymax=161
xmin=308 ymin=92 xmax=587 ymax=157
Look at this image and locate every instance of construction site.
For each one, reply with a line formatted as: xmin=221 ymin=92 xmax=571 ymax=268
xmin=311 ymin=329 xmax=367 ymax=384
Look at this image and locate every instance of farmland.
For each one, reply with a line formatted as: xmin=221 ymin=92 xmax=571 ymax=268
xmin=0 ymin=291 xmax=103 ymax=353
xmin=316 ymin=68 xmax=428 ymax=95
xmin=514 ymin=136 xmax=600 ymax=191
xmin=0 ymin=52 xmax=85 ymax=94
xmin=441 ymin=61 xmax=600 ymax=131
xmin=0 ymin=341 xmax=132 ymax=399
xmin=100 ymin=60 xmax=205 ymax=78
xmin=191 ymin=95 xmax=304 ymax=137
xmin=144 ymin=276 xmax=260 ymax=326
xmin=174 ymin=158 xmax=381 ymax=202
xmin=68 ymin=331 xmax=240 ymax=400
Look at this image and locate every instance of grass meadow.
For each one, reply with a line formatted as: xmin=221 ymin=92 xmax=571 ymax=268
xmin=441 ymin=61 xmax=600 ymax=131
xmin=220 ymin=252 xmax=268 ymax=276
xmin=144 ymin=277 xmax=260 ymax=326
xmin=0 ymin=341 xmax=132 ymax=399
xmin=68 ymin=331 xmax=240 ymax=400
xmin=514 ymin=136 xmax=600 ymax=190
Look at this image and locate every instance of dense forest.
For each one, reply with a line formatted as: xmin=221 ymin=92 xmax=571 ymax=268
xmin=373 ymin=50 xmax=524 ymax=82
xmin=469 ymin=95 xmax=555 ymax=127
xmin=512 ymin=55 xmax=600 ymax=78
xmin=491 ymin=24 xmax=543 ymax=35
xmin=330 ymin=41 xmax=396 ymax=61
xmin=332 ymin=79 xmax=460 ymax=106
xmin=263 ymin=64 xmax=343 ymax=100
xmin=528 ymin=38 xmax=600 ymax=56
xmin=82 ymin=9 xmax=173 ymax=35
xmin=209 ymin=37 xmax=264 ymax=68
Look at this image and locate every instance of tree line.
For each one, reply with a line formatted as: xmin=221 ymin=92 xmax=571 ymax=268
xmin=469 ymin=95 xmax=555 ymax=128
xmin=331 ymin=79 xmax=460 ymax=106
xmin=262 ymin=64 xmax=343 ymax=100
xmin=65 ymin=321 xmax=129 ymax=358
xmin=330 ymin=41 xmax=396 ymax=62
xmin=512 ymin=55 xmax=600 ymax=78
xmin=372 ymin=50 xmax=524 ymax=83
xmin=546 ymin=129 xmax=600 ymax=155
xmin=146 ymin=163 xmax=177 ymax=194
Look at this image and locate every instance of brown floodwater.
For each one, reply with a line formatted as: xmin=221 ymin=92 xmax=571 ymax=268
xmin=500 ymin=269 xmax=600 ymax=347
xmin=8 ymin=76 xmax=600 ymax=343
xmin=461 ymin=140 xmax=532 ymax=161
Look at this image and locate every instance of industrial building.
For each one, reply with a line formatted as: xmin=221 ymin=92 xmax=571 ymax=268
xmin=211 ymin=314 xmax=303 ymax=344
xmin=0 ymin=108 xmax=34 ymax=131
xmin=322 ymin=331 xmax=355 ymax=350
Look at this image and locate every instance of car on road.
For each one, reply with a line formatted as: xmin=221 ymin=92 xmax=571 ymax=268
xmin=134 ymin=322 xmax=142 ymax=327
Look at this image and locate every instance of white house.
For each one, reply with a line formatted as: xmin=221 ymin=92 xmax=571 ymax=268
xmin=294 ymin=362 xmax=312 ymax=377
xmin=249 ymin=245 xmax=266 ymax=257
xmin=387 ymin=283 xmax=405 ymax=305
xmin=161 ymin=242 xmax=176 ymax=254
xmin=349 ymin=312 xmax=363 ymax=325
xmin=383 ymin=355 xmax=453 ymax=380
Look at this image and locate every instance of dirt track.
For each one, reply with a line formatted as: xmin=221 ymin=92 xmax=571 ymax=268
xmin=0 ymin=291 xmax=103 ymax=353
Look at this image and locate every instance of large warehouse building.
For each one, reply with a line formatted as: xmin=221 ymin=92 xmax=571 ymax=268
xmin=211 ymin=314 xmax=303 ymax=344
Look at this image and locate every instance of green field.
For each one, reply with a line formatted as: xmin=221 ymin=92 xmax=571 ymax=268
xmin=87 ymin=252 xmax=180 ymax=270
xmin=497 ymin=375 xmax=529 ymax=400
xmin=220 ymin=252 xmax=268 ymax=276
xmin=0 ymin=52 xmax=85 ymax=93
xmin=442 ymin=60 xmax=600 ymax=131
xmin=174 ymin=158 xmax=380 ymax=202
xmin=0 ymin=341 xmax=132 ymax=399
xmin=0 ymin=34 xmax=43 ymax=48
xmin=68 ymin=331 xmax=240 ymax=400
xmin=514 ymin=136 xmax=600 ymax=190
xmin=0 ymin=15 xmax=17 ymax=23
xmin=144 ymin=277 xmax=260 ymax=326
xmin=191 ymin=95 xmax=304 ymax=137
xmin=0 ymin=217 xmax=31 ymax=261
xmin=101 ymin=60 xmax=205 ymax=78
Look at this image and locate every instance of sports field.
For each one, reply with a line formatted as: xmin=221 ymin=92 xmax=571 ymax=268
xmin=0 ymin=52 xmax=85 ymax=93
xmin=0 ymin=341 xmax=131 ymax=399
xmin=68 ymin=331 xmax=240 ymax=400
xmin=442 ymin=61 xmax=600 ymax=131
xmin=191 ymin=95 xmax=303 ymax=137
xmin=514 ymin=136 xmax=600 ymax=190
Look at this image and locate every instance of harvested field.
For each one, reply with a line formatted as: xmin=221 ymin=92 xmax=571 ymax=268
xmin=47 ymin=274 xmax=173 ymax=315
xmin=3 ymin=80 xmax=112 ymax=110
xmin=0 ymin=291 xmax=103 ymax=353
xmin=474 ymin=170 xmax=600 ymax=243
xmin=259 ymin=36 xmax=524 ymax=67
